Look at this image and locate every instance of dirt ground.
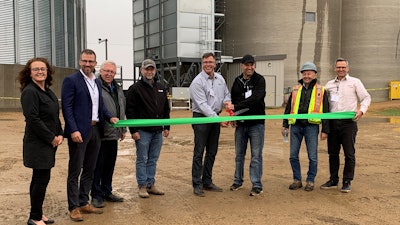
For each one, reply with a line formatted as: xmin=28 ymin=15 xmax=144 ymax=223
xmin=1 ymin=101 xmax=400 ymax=225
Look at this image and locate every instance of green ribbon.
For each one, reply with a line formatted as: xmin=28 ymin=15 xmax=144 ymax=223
xmin=111 ymin=111 xmax=355 ymax=127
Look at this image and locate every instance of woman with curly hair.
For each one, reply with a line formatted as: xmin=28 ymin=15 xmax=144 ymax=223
xmin=17 ymin=58 xmax=63 ymax=225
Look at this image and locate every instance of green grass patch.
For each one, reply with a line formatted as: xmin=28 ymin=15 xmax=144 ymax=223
xmin=374 ymin=108 xmax=400 ymax=116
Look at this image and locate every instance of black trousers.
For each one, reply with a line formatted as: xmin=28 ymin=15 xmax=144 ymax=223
xmin=29 ymin=169 xmax=51 ymax=220
xmin=67 ymin=126 xmax=101 ymax=211
xmin=91 ymin=140 xmax=118 ymax=199
xmin=191 ymin=112 xmax=221 ymax=187
xmin=327 ymin=119 xmax=358 ymax=183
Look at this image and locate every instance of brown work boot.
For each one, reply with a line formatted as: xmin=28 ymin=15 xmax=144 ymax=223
xmin=138 ymin=184 xmax=150 ymax=198
xmin=147 ymin=184 xmax=165 ymax=195
xmin=79 ymin=204 xmax=103 ymax=214
xmin=69 ymin=208 xmax=83 ymax=222
xmin=289 ymin=180 xmax=303 ymax=190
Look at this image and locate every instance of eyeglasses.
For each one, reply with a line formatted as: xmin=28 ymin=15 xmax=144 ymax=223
xmin=335 ymin=67 xmax=347 ymax=69
xmin=101 ymin=69 xmax=116 ymax=75
xmin=80 ymin=59 xmax=96 ymax=64
xmin=31 ymin=67 xmax=47 ymax=72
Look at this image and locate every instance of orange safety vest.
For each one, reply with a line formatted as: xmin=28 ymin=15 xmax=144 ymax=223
xmin=288 ymin=84 xmax=324 ymax=125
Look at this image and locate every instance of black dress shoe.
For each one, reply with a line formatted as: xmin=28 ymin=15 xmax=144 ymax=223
xmin=43 ymin=218 xmax=55 ymax=224
xmin=193 ymin=186 xmax=205 ymax=197
xmin=104 ymin=193 xmax=124 ymax=202
xmin=91 ymin=197 xmax=105 ymax=208
xmin=203 ymin=183 xmax=223 ymax=192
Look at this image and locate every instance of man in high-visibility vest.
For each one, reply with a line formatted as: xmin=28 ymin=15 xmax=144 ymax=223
xmin=282 ymin=61 xmax=330 ymax=191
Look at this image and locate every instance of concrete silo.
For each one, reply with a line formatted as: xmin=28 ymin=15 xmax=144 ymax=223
xmin=341 ymin=0 xmax=400 ymax=101
xmin=222 ymin=0 xmax=341 ymax=90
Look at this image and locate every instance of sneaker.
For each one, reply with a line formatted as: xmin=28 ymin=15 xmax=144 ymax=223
xmin=193 ymin=186 xmax=205 ymax=197
xmin=147 ymin=184 xmax=165 ymax=195
xmin=304 ymin=182 xmax=314 ymax=191
xmin=69 ymin=208 xmax=83 ymax=222
xmin=91 ymin=198 xmax=105 ymax=208
xmin=289 ymin=180 xmax=303 ymax=190
xmin=320 ymin=180 xmax=338 ymax=189
xmin=230 ymin=183 xmax=243 ymax=191
xmin=138 ymin=184 xmax=150 ymax=198
xmin=79 ymin=204 xmax=103 ymax=214
xmin=341 ymin=181 xmax=351 ymax=193
xmin=249 ymin=187 xmax=263 ymax=196
xmin=104 ymin=193 xmax=124 ymax=202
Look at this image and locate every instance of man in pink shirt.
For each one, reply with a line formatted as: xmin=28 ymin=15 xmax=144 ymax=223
xmin=320 ymin=58 xmax=371 ymax=193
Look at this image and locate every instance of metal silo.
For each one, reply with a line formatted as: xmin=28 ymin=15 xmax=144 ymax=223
xmin=133 ymin=0 xmax=223 ymax=87
xmin=0 ymin=0 xmax=86 ymax=68
xmin=341 ymin=0 xmax=400 ymax=101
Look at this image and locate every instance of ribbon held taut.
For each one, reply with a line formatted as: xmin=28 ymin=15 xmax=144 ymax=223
xmin=111 ymin=111 xmax=356 ymax=127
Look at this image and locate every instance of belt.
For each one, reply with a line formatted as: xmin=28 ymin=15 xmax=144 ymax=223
xmin=91 ymin=121 xmax=97 ymax=126
xmin=193 ymin=112 xmax=219 ymax=117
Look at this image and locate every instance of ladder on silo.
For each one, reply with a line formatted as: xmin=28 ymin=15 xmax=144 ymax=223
xmin=199 ymin=15 xmax=209 ymax=55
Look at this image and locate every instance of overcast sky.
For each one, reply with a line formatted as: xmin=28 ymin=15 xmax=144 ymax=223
xmin=86 ymin=0 xmax=133 ymax=80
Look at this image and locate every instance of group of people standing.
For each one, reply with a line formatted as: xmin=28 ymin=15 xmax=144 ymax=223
xmin=18 ymin=49 xmax=170 ymax=224
xmin=17 ymin=49 xmax=370 ymax=224
xmin=282 ymin=58 xmax=371 ymax=193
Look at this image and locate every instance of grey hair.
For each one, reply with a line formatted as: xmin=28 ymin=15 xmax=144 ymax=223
xmin=335 ymin=57 xmax=349 ymax=67
xmin=100 ymin=60 xmax=117 ymax=69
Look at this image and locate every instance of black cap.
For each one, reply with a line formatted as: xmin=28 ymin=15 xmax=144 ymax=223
xmin=241 ymin=54 xmax=255 ymax=64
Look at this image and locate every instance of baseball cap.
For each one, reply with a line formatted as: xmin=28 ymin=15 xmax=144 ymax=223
xmin=142 ymin=59 xmax=156 ymax=69
xmin=241 ymin=54 xmax=255 ymax=64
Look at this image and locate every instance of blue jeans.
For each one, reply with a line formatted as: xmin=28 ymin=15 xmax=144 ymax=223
xmin=233 ymin=124 xmax=264 ymax=188
xmin=289 ymin=124 xmax=319 ymax=182
xmin=135 ymin=130 xmax=163 ymax=187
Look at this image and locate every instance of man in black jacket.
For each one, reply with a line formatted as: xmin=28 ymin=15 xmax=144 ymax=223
xmin=229 ymin=55 xmax=266 ymax=196
xmin=126 ymin=59 xmax=170 ymax=198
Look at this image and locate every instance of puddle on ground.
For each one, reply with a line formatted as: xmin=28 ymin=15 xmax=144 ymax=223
xmin=359 ymin=117 xmax=390 ymax=123
xmin=0 ymin=118 xmax=17 ymax=121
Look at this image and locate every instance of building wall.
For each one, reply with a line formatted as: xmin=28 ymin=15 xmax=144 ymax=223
xmin=0 ymin=64 xmax=77 ymax=111
xmin=225 ymin=55 xmax=286 ymax=107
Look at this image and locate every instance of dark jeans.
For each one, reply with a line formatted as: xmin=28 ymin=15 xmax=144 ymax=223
xmin=327 ymin=119 xmax=358 ymax=183
xmin=67 ymin=126 xmax=101 ymax=211
xmin=91 ymin=140 xmax=118 ymax=199
xmin=29 ymin=169 xmax=51 ymax=221
xmin=234 ymin=124 xmax=265 ymax=188
xmin=192 ymin=112 xmax=220 ymax=187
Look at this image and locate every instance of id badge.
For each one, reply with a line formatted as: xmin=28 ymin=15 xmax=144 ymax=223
xmin=245 ymin=90 xmax=252 ymax=99
xmin=331 ymin=94 xmax=339 ymax=102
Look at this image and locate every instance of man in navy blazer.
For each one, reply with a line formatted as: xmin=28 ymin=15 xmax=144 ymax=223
xmin=61 ymin=49 xmax=118 ymax=222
